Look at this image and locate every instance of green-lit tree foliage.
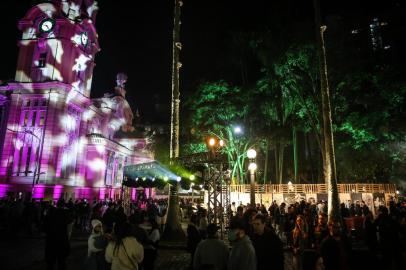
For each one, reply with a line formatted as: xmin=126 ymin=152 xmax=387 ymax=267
xmin=181 ymin=4 xmax=406 ymax=186
xmin=184 ymin=81 xmax=256 ymax=183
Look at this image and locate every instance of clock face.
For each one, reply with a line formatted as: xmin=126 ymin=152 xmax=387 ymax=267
xmin=39 ymin=18 xmax=55 ymax=33
xmin=81 ymin=32 xmax=88 ymax=46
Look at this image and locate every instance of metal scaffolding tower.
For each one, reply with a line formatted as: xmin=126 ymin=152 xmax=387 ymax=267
xmin=177 ymin=151 xmax=230 ymax=238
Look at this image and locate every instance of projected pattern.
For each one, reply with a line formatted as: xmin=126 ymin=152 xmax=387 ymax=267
xmin=0 ymin=1 xmax=153 ymax=200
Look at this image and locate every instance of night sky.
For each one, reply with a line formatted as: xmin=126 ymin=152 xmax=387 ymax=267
xmin=0 ymin=0 xmax=404 ymax=123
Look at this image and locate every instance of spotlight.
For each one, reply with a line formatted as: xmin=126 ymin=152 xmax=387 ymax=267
xmin=136 ymin=177 xmax=139 ymax=181
xmin=164 ymin=176 xmax=169 ymax=181
xmin=152 ymin=177 xmax=155 ymax=181
xmin=176 ymin=176 xmax=181 ymax=182
xmin=189 ymin=175 xmax=195 ymax=181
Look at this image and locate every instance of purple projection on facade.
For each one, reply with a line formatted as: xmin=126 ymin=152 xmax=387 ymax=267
xmin=0 ymin=0 xmax=153 ymax=200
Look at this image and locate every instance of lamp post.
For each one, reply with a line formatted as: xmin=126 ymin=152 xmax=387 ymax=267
xmin=247 ymin=148 xmax=257 ymax=206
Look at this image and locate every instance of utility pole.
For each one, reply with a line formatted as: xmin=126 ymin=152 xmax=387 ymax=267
xmin=170 ymin=0 xmax=182 ymax=159
xmin=313 ymin=0 xmax=341 ymax=223
xmin=164 ymin=0 xmax=185 ymax=241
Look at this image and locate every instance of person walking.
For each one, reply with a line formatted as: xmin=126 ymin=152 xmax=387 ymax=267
xmin=105 ymin=222 xmax=144 ymax=270
xmin=251 ymin=214 xmax=284 ymax=270
xmin=227 ymin=219 xmax=256 ymax=270
xmin=193 ymin=223 xmax=229 ymax=270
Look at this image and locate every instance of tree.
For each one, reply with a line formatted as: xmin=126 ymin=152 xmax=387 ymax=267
xmin=185 ymin=81 xmax=254 ymax=183
xmin=165 ymin=0 xmax=184 ymax=241
xmin=313 ymin=0 xmax=340 ymax=223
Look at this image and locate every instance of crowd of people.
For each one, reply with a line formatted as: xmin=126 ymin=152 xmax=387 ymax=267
xmin=186 ymin=199 xmax=406 ymax=270
xmin=0 ymin=194 xmax=405 ymax=270
xmin=0 ymin=195 xmax=168 ymax=270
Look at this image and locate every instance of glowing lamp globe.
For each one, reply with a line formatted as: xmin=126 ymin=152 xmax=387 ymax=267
xmin=189 ymin=175 xmax=195 ymax=181
xmin=248 ymin=162 xmax=257 ymax=171
xmin=219 ymin=140 xmax=225 ymax=147
xmin=176 ymin=176 xmax=181 ymax=182
xmin=234 ymin=126 xmax=242 ymax=134
xmin=247 ymin=149 xmax=257 ymax=159
xmin=208 ymin=138 xmax=216 ymax=147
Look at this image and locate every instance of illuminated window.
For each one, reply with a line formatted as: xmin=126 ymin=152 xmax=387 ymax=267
xmin=370 ymin=18 xmax=383 ymax=51
xmin=17 ymin=147 xmax=24 ymax=176
xmin=25 ymin=146 xmax=32 ymax=174
xmin=39 ymin=111 xmax=45 ymax=126
xmin=61 ymin=105 xmax=81 ymax=178
xmin=22 ymin=111 xmax=28 ymax=126
xmin=31 ymin=111 xmax=37 ymax=126
xmin=38 ymin=53 xmax=47 ymax=68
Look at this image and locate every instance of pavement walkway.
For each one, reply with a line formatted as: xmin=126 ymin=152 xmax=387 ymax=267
xmin=0 ymin=221 xmax=296 ymax=270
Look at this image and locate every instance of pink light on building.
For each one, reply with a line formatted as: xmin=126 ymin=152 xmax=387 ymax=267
xmin=53 ymin=185 xmax=64 ymax=200
xmin=32 ymin=185 xmax=46 ymax=199
xmin=99 ymin=187 xmax=106 ymax=200
xmin=0 ymin=184 xmax=9 ymax=198
xmin=0 ymin=1 xmax=154 ymax=200
xmin=131 ymin=188 xmax=137 ymax=201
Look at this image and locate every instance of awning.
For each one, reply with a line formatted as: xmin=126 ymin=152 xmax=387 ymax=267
xmin=123 ymin=161 xmax=180 ymax=182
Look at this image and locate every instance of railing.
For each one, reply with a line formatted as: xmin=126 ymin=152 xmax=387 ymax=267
xmin=229 ymin=183 xmax=397 ymax=194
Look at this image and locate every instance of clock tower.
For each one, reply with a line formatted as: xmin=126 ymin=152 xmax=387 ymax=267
xmin=0 ymin=0 xmax=101 ymax=193
xmin=15 ymin=0 xmax=99 ymax=96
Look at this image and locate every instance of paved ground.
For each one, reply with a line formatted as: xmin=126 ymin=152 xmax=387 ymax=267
xmin=0 ymin=222 xmax=295 ymax=270
xmin=0 ymin=233 xmax=193 ymax=270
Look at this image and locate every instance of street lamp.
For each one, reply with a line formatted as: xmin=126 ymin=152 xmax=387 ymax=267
xmin=233 ymin=126 xmax=242 ymax=134
xmin=247 ymin=148 xmax=257 ymax=206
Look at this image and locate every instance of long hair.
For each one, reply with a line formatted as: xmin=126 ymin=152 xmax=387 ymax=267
xmin=113 ymin=222 xmax=133 ymax=255
xmin=293 ymin=214 xmax=308 ymax=240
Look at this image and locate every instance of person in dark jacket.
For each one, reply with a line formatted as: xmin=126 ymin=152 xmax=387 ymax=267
xmin=320 ymin=221 xmax=351 ymax=270
xmin=187 ymin=214 xmax=201 ymax=267
xmin=193 ymin=223 xmax=229 ymax=270
xmin=44 ymin=199 xmax=73 ymax=270
xmin=251 ymin=214 xmax=284 ymax=270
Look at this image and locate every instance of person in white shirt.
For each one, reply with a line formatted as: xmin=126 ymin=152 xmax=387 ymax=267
xmin=105 ymin=222 xmax=144 ymax=270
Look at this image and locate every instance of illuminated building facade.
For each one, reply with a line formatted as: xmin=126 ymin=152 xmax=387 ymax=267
xmin=0 ymin=0 xmax=153 ymax=200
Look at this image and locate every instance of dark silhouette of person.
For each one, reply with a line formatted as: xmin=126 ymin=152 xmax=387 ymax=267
xmin=251 ymin=214 xmax=284 ymax=270
xmin=44 ymin=199 xmax=73 ymax=270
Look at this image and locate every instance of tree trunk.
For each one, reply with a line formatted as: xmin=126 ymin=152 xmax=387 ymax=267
xmin=170 ymin=0 xmax=182 ymax=159
xmin=293 ymin=127 xmax=298 ymax=183
xmin=274 ymin=143 xmax=284 ymax=184
xmin=264 ymin=138 xmax=270 ymax=184
xmin=164 ymin=0 xmax=185 ymax=241
xmin=313 ymin=0 xmax=341 ymax=224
